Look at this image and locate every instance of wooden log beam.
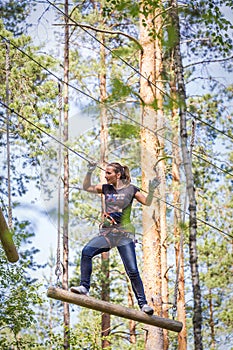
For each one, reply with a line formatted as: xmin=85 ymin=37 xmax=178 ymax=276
xmin=0 ymin=208 xmax=19 ymax=263
xmin=47 ymin=286 xmax=183 ymax=332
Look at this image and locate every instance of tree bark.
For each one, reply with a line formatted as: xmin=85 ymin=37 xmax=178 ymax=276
xmin=47 ymin=287 xmax=183 ymax=332
xmin=169 ymin=1 xmax=203 ymax=349
xmin=208 ymin=288 xmax=215 ymax=349
xmin=62 ymin=1 xmax=70 ymax=349
xmin=99 ymin=31 xmax=111 ymax=350
xmin=139 ymin=1 xmax=165 ymax=348
xmin=0 ymin=207 xmax=19 ymax=263
xmin=158 ymin=89 xmax=169 ymax=350
xmin=170 ymin=74 xmax=187 ymax=349
xmin=127 ymin=276 xmax=136 ymax=344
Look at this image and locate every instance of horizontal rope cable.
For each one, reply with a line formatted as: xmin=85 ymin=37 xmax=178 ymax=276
xmin=45 ymin=0 xmax=233 ymax=143
xmin=0 ymin=34 xmax=232 ymax=178
xmin=1 ymin=104 xmax=232 ymax=240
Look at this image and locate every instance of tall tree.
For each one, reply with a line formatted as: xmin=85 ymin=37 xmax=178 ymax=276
xmin=169 ymin=66 xmax=187 ymax=349
xmin=139 ymin=0 xmax=165 ymax=348
xmin=190 ymin=86 xmax=233 ymax=348
xmin=99 ymin=29 xmax=111 ymax=349
xmin=169 ymin=1 xmax=203 ymax=349
xmin=62 ymin=1 xmax=70 ymax=349
xmin=166 ymin=2 xmax=187 ymax=349
xmin=176 ymin=1 xmax=233 ymax=348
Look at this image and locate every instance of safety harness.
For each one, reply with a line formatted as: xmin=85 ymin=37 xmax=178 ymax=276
xmin=99 ymin=212 xmax=135 ymax=247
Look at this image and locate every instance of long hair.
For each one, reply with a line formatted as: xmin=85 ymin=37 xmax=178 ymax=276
xmin=107 ymin=162 xmax=131 ymax=185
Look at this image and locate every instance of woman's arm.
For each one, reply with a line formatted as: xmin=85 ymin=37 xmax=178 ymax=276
xmin=134 ymin=191 xmax=154 ymax=206
xmin=135 ymin=177 xmax=160 ymax=206
xmin=83 ymin=172 xmax=102 ymax=193
xmin=83 ymin=164 xmax=102 ymax=193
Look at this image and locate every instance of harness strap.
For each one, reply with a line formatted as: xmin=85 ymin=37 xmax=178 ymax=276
xmin=101 ymin=212 xmax=118 ymax=227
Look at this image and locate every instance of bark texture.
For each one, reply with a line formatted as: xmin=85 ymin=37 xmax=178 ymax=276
xmin=170 ymin=73 xmax=187 ymax=349
xmin=170 ymin=1 xmax=203 ymax=349
xmin=0 ymin=207 xmax=19 ymax=263
xmin=139 ymin=1 xmax=165 ymax=348
xmin=47 ymin=287 xmax=183 ymax=332
xmin=99 ymin=31 xmax=111 ymax=349
xmin=62 ymin=1 xmax=70 ymax=348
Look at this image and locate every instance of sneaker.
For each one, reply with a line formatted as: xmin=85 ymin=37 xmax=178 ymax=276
xmin=70 ymin=285 xmax=88 ymax=295
xmin=141 ymin=304 xmax=154 ymax=315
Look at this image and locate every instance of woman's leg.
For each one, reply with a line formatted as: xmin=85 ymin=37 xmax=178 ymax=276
xmin=117 ymin=238 xmax=147 ymax=309
xmin=80 ymin=235 xmax=110 ymax=291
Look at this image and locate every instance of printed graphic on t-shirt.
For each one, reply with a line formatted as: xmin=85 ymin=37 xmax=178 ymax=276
xmin=102 ymin=184 xmax=139 ymax=224
xmin=105 ymin=193 xmax=125 ymax=212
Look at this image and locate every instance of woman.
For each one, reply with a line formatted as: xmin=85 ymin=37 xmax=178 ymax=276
xmin=71 ymin=162 xmax=160 ymax=315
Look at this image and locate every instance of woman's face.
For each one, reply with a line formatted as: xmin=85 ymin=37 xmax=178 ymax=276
xmin=105 ymin=166 xmax=120 ymax=185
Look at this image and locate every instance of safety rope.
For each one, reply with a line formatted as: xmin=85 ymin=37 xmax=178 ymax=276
xmin=172 ymin=119 xmax=196 ymax=319
xmin=1 ymin=106 xmax=231 ymax=239
xmin=54 ymin=83 xmax=63 ymax=285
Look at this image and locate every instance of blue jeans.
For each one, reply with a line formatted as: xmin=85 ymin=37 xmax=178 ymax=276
xmin=80 ymin=232 xmax=148 ymax=308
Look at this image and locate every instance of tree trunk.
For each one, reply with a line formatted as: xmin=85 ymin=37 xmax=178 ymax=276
xmin=139 ymin=1 xmax=165 ymax=348
xmin=169 ymin=1 xmax=203 ymax=349
xmin=208 ymin=288 xmax=215 ymax=349
xmin=127 ymin=276 xmax=136 ymax=344
xmin=62 ymin=1 xmax=70 ymax=349
xmin=158 ymin=94 xmax=169 ymax=350
xmin=170 ymin=75 xmax=187 ymax=349
xmin=99 ymin=31 xmax=111 ymax=350
xmin=49 ymin=257 xmax=54 ymax=350
xmin=101 ymin=252 xmax=110 ymax=348
xmin=173 ymin=142 xmax=187 ymax=350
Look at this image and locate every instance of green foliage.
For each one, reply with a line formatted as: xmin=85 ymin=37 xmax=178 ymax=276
xmin=0 ymin=23 xmax=58 ymax=140
xmin=0 ymin=0 xmax=35 ymax=36
xmin=70 ymin=311 xmax=102 ymax=349
xmin=103 ymin=0 xmax=140 ymax=20
xmin=181 ymin=0 xmax=233 ymax=57
xmin=110 ymin=78 xmax=133 ymax=99
xmin=0 ymin=22 xmax=59 ymax=206
xmin=0 ymin=262 xmax=43 ymax=335
xmin=0 ymin=0 xmax=232 ymax=348
xmin=0 ymin=13 xmax=63 ymax=350
xmin=139 ymin=0 xmax=161 ymax=18
xmin=190 ymin=93 xmax=233 ymax=347
xmin=197 ymin=234 xmax=233 ymax=346
xmin=109 ymin=122 xmax=140 ymax=139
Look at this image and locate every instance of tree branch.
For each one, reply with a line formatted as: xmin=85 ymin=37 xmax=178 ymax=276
xmin=53 ymin=22 xmax=142 ymax=50
xmin=185 ymin=55 xmax=233 ymax=68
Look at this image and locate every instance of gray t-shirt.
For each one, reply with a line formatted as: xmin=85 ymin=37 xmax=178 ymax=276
xmin=102 ymin=184 xmax=139 ymax=225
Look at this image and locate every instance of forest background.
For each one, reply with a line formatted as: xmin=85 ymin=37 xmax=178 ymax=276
xmin=0 ymin=0 xmax=232 ymax=349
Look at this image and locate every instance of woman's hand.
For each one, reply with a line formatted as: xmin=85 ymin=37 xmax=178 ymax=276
xmin=135 ymin=177 xmax=160 ymax=206
xmin=148 ymin=177 xmax=161 ymax=193
xmin=87 ymin=161 xmax=97 ymax=173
